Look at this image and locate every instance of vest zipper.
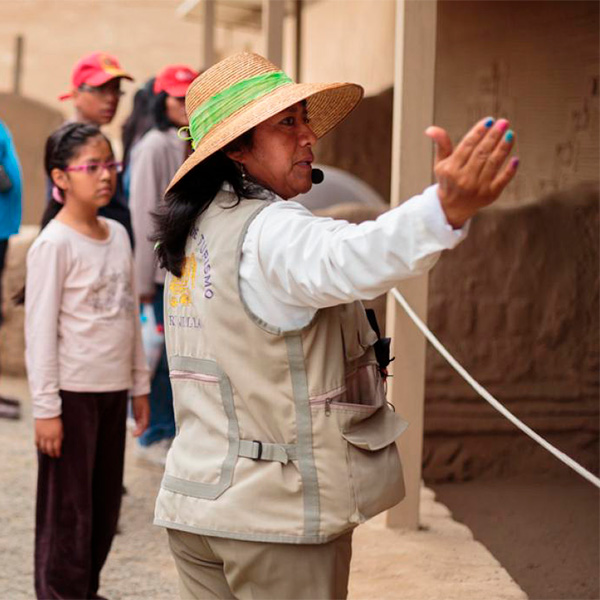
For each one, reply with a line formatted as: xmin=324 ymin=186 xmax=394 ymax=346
xmin=325 ymin=398 xmax=332 ymax=416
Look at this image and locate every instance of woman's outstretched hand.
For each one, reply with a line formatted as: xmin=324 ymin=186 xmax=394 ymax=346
xmin=425 ymin=117 xmax=519 ymax=229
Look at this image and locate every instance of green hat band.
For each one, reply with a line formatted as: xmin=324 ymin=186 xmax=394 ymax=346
xmin=179 ymin=70 xmax=293 ymax=149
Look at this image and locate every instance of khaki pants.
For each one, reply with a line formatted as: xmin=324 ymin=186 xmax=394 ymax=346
xmin=167 ymin=528 xmax=353 ymax=599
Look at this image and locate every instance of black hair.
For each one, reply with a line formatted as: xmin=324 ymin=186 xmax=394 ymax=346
xmin=122 ymin=78 xmax=156 ymax=172
xmin=152 ymin=91 xmax=179 ymax=132
xmin=153 ymin=129 xmax=261 ymax=278
xmin=14 ymin=122 xmax=110 ymax=304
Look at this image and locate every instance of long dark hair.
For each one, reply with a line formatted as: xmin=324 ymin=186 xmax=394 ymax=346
xmin=122 ymin=78 xmax=156 ymax=172
xmin=14 ymin=123 xmax=110 ymax=304
xmin=152 ymin=91 xmax=179 ymax=132
xmin=153 ymin=130 xmax=262 ymax=278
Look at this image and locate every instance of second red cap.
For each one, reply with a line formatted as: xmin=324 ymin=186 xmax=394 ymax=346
xmin=154 ymin=65 xmax=199 ymax=98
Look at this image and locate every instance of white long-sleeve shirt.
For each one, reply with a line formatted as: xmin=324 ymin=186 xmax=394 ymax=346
xmin=239 ymin=184 xmax=466 ymax=331
xmin=25 ymin=218 xmax=150 ymax=419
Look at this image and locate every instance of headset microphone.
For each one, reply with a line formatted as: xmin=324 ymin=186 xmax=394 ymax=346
xmin=311 ymin=168 xmax=324 ymax=184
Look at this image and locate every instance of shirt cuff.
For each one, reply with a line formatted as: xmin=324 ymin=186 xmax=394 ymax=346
xmin=32 ymin=394 xmax=62 ymax=419
xmin=413 ymin=184 xmax=470 ymax=248
xmin=130 ymin=377 xmax=151 ymax=398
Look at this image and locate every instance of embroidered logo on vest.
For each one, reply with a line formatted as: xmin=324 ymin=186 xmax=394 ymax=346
xmin=169 ymin=254 xmax=197 ymax=307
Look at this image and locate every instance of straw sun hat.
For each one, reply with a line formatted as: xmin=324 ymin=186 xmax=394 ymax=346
xmin=167 ymin=52 xmax=364 ymax=192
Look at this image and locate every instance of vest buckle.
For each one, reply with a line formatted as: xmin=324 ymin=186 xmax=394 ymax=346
xmin=251 ymin=440 xmax=263 ymax=460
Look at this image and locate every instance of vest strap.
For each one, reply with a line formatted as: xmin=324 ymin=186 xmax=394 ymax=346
xmin=238 ymin=440 xmax=297 ymax=465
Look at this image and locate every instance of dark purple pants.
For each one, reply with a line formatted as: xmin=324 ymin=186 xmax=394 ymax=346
xmin=35 ymin=390 xmax=127 ymax=599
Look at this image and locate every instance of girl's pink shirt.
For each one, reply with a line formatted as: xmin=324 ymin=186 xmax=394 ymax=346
xmin=25 ymin=217 xmax=150 ymax=419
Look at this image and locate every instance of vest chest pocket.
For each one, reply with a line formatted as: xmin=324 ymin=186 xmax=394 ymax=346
xmin=341 ymin=406 xmax=407 ymax=522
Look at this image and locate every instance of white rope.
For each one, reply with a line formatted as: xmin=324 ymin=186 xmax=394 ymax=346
xmin=391 ymin=287 xmax=600 ymax=489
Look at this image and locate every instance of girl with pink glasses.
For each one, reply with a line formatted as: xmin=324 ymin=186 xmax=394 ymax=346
xmin=23 ymin=122 xmax=150 ymax=599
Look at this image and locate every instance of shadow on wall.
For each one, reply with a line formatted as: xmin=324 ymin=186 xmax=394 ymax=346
xmin=423 ymin=183 xmax=600 ymax=481
xmin=0 ymin=93 xmax=64 ymax=227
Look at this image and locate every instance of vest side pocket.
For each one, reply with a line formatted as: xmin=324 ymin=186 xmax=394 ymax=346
xmin=162 ymin=358 xmax=239 ymax=501
xmin=341 ymin=406 xmax=407 ymax=522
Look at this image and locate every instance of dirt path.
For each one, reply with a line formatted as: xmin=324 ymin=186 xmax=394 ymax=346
xmin=0 ymin=377 xmax=178 ymax=599
xmin=0 ymin=376 xmax=525 ymax=599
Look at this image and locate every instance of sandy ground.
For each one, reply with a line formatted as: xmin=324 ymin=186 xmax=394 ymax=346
xmin=0 ymin=375 xmax=525 ymax=600
xmin=432 ymin=474 xmax=600 ymax=600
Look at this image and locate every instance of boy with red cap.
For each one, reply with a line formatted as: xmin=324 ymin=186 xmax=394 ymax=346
xmin=129 ymin=64 xmax=198 ymax=463
xmin=59 ymin=51 xmax=134 ymax=125
xmin=47 ymin=52 xmax=135 ymax=244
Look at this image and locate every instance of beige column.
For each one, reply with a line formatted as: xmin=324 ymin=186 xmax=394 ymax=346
xmin=202 ymin=0 xmax=215 ymax=70
xmin=263 ymin=0 xmax=285 ymax=67
xmin=385 ymin=0 xmax=438 ymax=530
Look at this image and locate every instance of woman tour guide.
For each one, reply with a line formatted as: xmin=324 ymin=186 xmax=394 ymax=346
xmin=153 ymin=52 xmax=518 ymax=599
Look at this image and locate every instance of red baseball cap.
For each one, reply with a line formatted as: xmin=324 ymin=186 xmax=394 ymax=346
xmin=153 ymin=65 xmax=199 ymax=98
xmin=58 ymin=51 xmax=134 ymax=101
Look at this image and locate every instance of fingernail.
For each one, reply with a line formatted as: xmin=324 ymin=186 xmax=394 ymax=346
xmin=505 ymin=130 xmax=514 ymax=143
xmin=496 ymin=119 xmax=509 ymax=133
xmin=484 ymin=117 xmax=495 ymax=128
xmin=510 ymin=157 xmax=519 ymax=169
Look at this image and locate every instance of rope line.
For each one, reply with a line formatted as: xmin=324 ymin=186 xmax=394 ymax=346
xmin=390 ymin=287 xmax=600 ymax=489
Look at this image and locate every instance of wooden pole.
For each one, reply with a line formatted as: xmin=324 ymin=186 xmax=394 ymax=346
xmin=295 ymin=0 xmax=302 ymax=81
xmin=203 ymin=0 xmax=215 ymax=70
xmin=263 ymin=0 xmax=284 ymax=68
xmin=385 ymin=0 xmax=438 ymax=530
xmin=13 ymin=35 xmax=24 ymax=96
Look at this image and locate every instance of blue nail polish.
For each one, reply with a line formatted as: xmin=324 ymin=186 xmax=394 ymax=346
xmin=505 ymin=130 xmax=514 ymax=143
xmin=484 ymin=117 xmax=494 ymax=128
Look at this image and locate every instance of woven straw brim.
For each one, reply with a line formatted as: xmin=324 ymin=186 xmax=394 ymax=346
xmin=166 ymin=81 xmax=363 ymax=193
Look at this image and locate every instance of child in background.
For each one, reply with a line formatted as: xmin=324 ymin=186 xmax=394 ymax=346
xmin=25 ymin=122 xmax=150 ymax=599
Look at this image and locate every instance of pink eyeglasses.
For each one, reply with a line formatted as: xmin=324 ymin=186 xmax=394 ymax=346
xmin=64 ymin=161 xmax=123 ymax=176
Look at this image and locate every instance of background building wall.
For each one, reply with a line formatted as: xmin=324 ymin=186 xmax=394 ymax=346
xmin=434 ymin=0 xmax=599 ymax=206
xmin=300 ymin=0 xmax=395 ymax=95
xmin=0 ymin=0 xmax=264 ymax=224
xmin=316 ymin=1 xmax=599 ymax=209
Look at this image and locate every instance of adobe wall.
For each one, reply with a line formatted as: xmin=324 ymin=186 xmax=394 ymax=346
xmin=434 ymin=0 xmax=599 ymax=207
xmin=316 ymin=192 xmax=599 ymax=481
xmin=313 ymin=0 xmax=599 ymax=479
xmin=423 ymin=187 xmax=599 ymax=480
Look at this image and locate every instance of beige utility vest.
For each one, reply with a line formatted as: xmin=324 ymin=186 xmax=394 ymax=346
xmin=154 ymin=190 xmax=408 ymax=544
